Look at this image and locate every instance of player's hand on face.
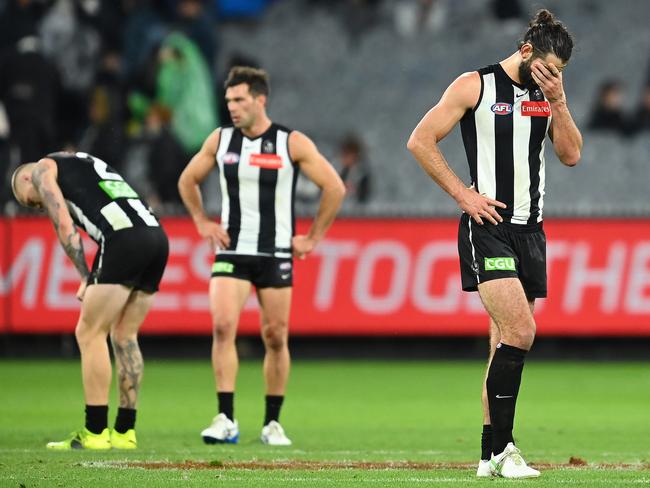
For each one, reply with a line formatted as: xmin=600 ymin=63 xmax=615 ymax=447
xmin=197 ymin=219 xmax=230 ymax=252
xmin=76 ymin=281 xmax=87 ymax=302
xmin=531 ymin=60 xmax=565 ymax=103
xmin=457 ymin=185 xmax=506 ymax=225
xmin=292 ymin=235 xmax=316 ymax=260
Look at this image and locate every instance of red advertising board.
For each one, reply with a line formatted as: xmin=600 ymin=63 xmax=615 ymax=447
xmin=2 ymin=217 xmax=650 ymax=336
xmin=0 ymin=219 xmax=8 ymax=333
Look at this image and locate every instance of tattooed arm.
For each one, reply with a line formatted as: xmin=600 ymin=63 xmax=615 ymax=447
xmin=32 ymin=158 xmax=90 ymax=281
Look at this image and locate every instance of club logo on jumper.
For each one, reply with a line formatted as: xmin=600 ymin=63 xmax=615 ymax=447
xmin=223 ymin=152 xmax=240 ymax=164
xmin=263 ymin=140 xmax=275 ymax=153
xmin=212 ymin=262 xmax=235 ymax=273
xmin=279 ymin=262 xmax=292 ymax=271
xmin=484 ymin=257 xmax=516 ymax=271
xmin=521 ymin=101 xmax=551 ymax=117
xmin=491 ymin=102 xmax=513 ymax=115
xmin=250 ymin=153 xmax=283 ymax=169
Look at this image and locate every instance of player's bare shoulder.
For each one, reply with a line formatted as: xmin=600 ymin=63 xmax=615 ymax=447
xmin=287 ymin=130 xmax=317 ymax=164
xmin=443 ymin=71 xmax=482 ymax=111
xmin=32 ymin=157 xmax=59 ymax=186
xmin=203 ymin=128 xmax=222 ymax=155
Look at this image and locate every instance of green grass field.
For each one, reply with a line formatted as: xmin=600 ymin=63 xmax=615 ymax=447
xmin=1 ymin=359 xmax=649 ymax=487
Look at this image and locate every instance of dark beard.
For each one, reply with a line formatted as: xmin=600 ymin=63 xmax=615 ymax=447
xmin=518 ymin=59 xmax=533 ymax=87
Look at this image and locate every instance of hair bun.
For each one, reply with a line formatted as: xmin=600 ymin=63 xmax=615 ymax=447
xmin=531 ymin=9 xmax=555 ymax=27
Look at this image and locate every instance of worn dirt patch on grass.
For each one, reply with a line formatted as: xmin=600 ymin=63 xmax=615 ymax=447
xmin=104 ymin=460 xmax=650 ymax=471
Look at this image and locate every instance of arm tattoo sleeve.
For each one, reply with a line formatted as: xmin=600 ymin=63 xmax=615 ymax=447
xmin=33 ymin=165 xmax=89 ymax=279
xmin=63 ymin=227 xmax=90 ymax=279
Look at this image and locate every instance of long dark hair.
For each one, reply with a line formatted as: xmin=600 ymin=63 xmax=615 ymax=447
xmin=519 ymin=9 xmax=574 ymax=62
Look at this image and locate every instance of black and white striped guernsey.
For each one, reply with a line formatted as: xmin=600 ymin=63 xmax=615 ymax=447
xmin=460 ymin=64 xmax=552 ymax=225
xmin=49 ymin=151 xmax=160 ymax=244
xmin=215 ymin=123 xmax=298 ymax=258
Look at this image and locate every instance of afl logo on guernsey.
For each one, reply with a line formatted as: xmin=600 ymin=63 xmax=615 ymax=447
xmin=491 ymin=103 xmax=513 ymax=115
xmin=223 ymin=152 xmax=240 ymax=164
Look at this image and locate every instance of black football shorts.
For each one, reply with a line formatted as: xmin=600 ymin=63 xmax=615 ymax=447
xmin=457 ymin=213 xmax=547 ymax=299
xmin=211 ymin=254 xmax=293 ymax=288
xmin=88 ymin=226 xmax=169 ymax=293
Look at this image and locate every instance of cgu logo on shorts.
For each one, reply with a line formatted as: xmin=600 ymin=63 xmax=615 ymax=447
xmin=212 ymin=262 xmax=234 ymax=273
xmin=484 ymin=257 xmax=516 ymax=271
xmin=491 ymin=103 xmax=513 ymax=115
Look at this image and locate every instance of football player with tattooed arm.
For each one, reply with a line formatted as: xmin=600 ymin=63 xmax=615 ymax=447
xmin=11 ymin=151 xmax=169 ymax=450
xmin=407 ymin=9 xmax=581 ymax=479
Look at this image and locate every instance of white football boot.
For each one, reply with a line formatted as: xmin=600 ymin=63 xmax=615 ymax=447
xmin=260 ymin=420 xmax=292 ymax=446
xmin=490 ymin=442 xmax=540 ymax=478
xmin=476 ymin=459 xmax=493 ymax=477
xmin=201 ymin=413 xmax=239 ymax=444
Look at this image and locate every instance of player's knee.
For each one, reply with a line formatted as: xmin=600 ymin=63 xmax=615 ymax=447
xmin=507 ymin=325 xmax=536 ymax=350
xmin=75 ymin=319 xmax=106 ymax=347
xmin=261 ymin=322 xmax=288 ymax=352
xmin=109 ymin=328 xmax=137 ymax=347
xmin=213 ymin=317 xmax=237 ymax=342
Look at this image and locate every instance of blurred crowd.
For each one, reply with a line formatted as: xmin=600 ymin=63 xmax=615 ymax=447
xmin=587 ymin=79 xmax=650 ymax=137
xmin=1 ymin=0 xmax=647 ymax=215
xmin=0 ymin=0 xmax=276 ymax=212
xmin=0 ymin=0 xmax=379 ymax=213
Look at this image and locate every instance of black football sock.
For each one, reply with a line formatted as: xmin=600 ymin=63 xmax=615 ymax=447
xmin=85 ymin=405 xmax=108 ymax=434
xmin=264 ymin=395 xmax=284 ymax=426
xmin=218 ymin=392 xmax=234 ymax=421
xmin=481 ymin=424 xmax=493 ymax=461
xmin=114 ymin=408 xmax=137 ymax=433
xmin=486 ymin=342 xmax=527 ymax=455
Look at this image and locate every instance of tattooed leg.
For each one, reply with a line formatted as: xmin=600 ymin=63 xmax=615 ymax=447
xmin=76 ymin=284 xmax=132 ymax=405
xmin=111 ymin=337 xmax=143 ymax=408
xmin=110 ymin=290 xmax=156 ymax=408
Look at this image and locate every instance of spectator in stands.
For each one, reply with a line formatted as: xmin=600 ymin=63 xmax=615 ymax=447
xmin=0 ymin=101 xmax=11 ymax=207
xmin=394 ymin=0 xmax=447 ymax=38
xmin=490 ymin=0 xmax=524 ymax=35
xmin=174 ymin=0 xmax=218 ymax=72
xmin=144 ymin=103 xmax=187 ymax=206
xmin=156 ymin=32 xmax=218 ymax=154
xmin=77 ymin=47 xmax=127 ymax=167
xmin=491 ymin=0 xmax=523 ymax=21
xmin=122 ymin=0 xmax=167 ymax=84
xmin=587 ymin=80 xmax=629 ymax=135
xmin=337 ymin=133 xmax=372 ymax=204
xmin=0 ymin=0 xmax=48 ymax=48
xmin=216 ymin=0 xmax=273 ymax=20
xmin=313 ymin=0 xmax=380 ymax=46
xmin=39 ymin=0 xmax=103 ymax=145
xmin=342 ymin=0 xmax=380 ymax=46
xmin=0 ymin=34 xmax=60 ymax=163
xmin=629 ymin=84 xmax=650 ymax=134
xmin=77 ymin=84 xmax=125 ymax=172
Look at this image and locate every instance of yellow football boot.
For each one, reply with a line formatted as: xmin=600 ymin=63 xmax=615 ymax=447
xmin=46 ymin=428 xmax=111 ymax=450
xmin=110 ymin=429 xmax=137 ymax=449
